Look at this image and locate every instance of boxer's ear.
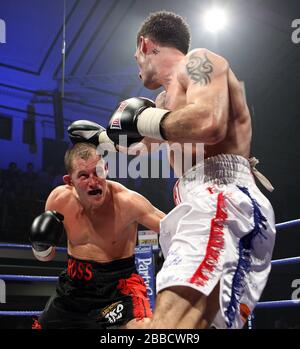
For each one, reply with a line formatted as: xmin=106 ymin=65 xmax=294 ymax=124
xmin=63 ymin=175 xmax=72 ymax=186
xmin=142 ymin=36 xmax=157 ymax=55
xmin=139 ymin=36 xmax=150 ymax=54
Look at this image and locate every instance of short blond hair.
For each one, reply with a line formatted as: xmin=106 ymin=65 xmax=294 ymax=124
xmin=64 ymin=143 xmax=98 ymax=174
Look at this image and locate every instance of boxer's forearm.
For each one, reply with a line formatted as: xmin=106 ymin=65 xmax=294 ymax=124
xmin=139 ymin=209 xmax=165 ymax=234
xmin=161 ymin=104 xmax=227 ymax=145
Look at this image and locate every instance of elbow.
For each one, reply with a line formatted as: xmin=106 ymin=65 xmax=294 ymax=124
xmin=191 ymin=109 xmax=227 ymax=144
xmin=203 ymin=110 xmax=227 ymax=144
xmin=205 ymin=125 xmax=226 ymax=145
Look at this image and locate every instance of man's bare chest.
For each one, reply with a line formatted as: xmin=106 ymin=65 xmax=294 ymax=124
xmin=63 ymin=204 xmax=132 ymax=240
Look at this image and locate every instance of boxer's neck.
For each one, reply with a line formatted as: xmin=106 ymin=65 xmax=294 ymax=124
xmin=154 ymin=47 xmax=184 ymax=90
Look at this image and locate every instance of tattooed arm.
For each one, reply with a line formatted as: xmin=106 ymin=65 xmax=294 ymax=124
xmin=161 ymin=49 xmax=229 ymax=144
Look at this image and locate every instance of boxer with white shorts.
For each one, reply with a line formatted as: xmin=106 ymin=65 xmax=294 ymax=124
xmin=157 ymin=154 xmax=275 ymax=328
xmin=67 ymin=11 xmax=276 ymax=329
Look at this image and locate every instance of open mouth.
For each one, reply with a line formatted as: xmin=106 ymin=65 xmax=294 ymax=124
xmin=88 ymin=189 xmax=102 ymax=196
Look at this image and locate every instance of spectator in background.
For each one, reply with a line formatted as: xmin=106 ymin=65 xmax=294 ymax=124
xmin=36 ymin=165 xmax=54 ymax=201
xmin=1 ymin=162 xmax=22 ymax=238
xmin=23 ymin=162 xmax=37 ymax=200
xmin=2 ymin=162 xmax=21 ymax=194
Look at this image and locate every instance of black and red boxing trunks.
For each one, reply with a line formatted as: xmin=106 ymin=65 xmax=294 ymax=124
xmin=33 ymin=255 xmax=152 ymax=329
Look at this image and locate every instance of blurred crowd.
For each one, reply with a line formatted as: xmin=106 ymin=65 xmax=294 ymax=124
xmin=0 ymin=161 xmax=65 ymax=243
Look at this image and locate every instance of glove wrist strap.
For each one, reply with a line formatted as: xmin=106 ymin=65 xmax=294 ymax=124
xmin=32 ymin=246 xmax=54 ymax=258
xmin=137 ymin=108 xmax=170 ymax=140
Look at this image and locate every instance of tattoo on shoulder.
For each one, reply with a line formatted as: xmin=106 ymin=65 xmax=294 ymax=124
xmin=186 ymin=53 xmax=213 ymax=85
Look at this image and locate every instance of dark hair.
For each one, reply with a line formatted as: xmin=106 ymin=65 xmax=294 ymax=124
xmin=64 ymin=143 xmax=98 ymax=174
xmin=137 ymin=11 xmax=191 ymax=54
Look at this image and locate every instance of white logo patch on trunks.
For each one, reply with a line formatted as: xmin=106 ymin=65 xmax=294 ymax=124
xmin=102 ymin=301 xmax=124 ymax=323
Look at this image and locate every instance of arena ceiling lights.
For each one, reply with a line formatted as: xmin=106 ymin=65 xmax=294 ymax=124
xmin=203 ymin=7 xmax=228 ymax=33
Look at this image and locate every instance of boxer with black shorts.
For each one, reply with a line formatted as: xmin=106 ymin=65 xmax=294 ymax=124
xmin=30 ymin=142 xmax=164 ymax=329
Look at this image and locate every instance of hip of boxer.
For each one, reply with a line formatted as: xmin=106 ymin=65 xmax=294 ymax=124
xmin=36 ymin=255 xmax=152 ymax=329
xmin=173 ymin=154 xmax=256 ymax=203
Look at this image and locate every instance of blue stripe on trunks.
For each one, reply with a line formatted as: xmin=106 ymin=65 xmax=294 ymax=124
xmin=224 ymin=186 xmax=267 ymax=328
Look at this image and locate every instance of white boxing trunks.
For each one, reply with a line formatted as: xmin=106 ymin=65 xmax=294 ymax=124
xmin=156 ymin=154 xmax=276 ymax=329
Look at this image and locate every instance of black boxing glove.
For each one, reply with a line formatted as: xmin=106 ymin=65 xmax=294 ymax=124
xmin=106 ymin=97 xmax=170 ymax=146
xmin=30 ymin=211 xmax=64 ymax=259
xmin=67 ymin=120 xmax=115 ymax=151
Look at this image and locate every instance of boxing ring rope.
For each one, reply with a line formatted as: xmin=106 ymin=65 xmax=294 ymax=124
xmin=2 ymin=270 xmax=299 ymax=314
xmin=0 ymin=275 xmax=58 ymax=282
xmin=0 ymin=243 xmax=67 ymax=253
xmin=0 ymin=311 xmax=42 ymax=316
xmin=274 ymin=219 xmax=300 ymax=230
xmin=0 ymin=219 xmax=300 ymax=324
xmin=271 ymin=256 xmax=300 ymax=266
xmin=255 ymin=300 xmax=300 ymax=309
